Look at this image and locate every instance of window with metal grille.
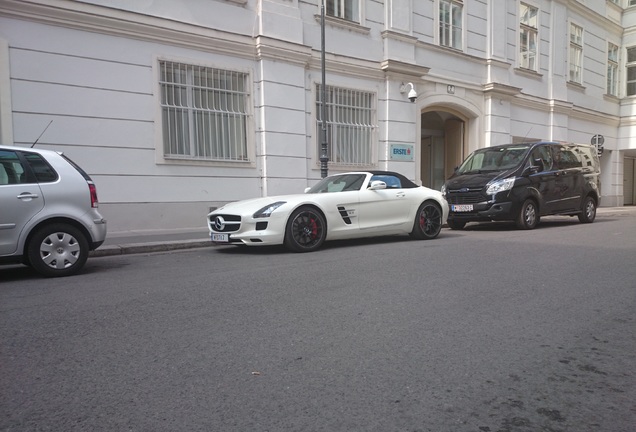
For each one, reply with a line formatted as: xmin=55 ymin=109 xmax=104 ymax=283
xmin=439 ymin=0 xmax=463 ymax=50
xmin=627 ymin=47 xmax=636 ymax=96
xmin=607 ymin=43 xmax=619 ymax=96
xmin=519 ymin=3 xmax=538 ymax=71
xmin=327 ymin=0 xmax=359 ymax=22
xmin=159 ymin=61 xmax=249 ymax=161
xmin=569 ymin=24 xmax=583 ymax=84
xmin=316 ymin=85 xmax=375 ymax=166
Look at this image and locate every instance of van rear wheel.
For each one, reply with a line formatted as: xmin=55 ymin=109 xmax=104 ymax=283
xmin=578 ymin=196 xmax=596 ymax=223
xmin=516 ymin=199 xmax=539 ymax=230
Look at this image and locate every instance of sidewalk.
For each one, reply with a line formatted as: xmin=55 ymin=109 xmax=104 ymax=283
xmin=90 ymin=206 xmax=636 ymax=258
xmin=90 ymin=228 xmax=212 ymax=257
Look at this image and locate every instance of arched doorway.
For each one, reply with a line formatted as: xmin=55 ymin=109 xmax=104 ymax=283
xmin=420 ymin=110 xmax=466 ymax=190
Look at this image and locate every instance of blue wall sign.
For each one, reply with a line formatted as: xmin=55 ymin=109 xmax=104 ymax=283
xmin=390 ymin=144 xmax=414 ymax=161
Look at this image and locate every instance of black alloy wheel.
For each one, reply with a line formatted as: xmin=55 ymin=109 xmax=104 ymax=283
xmin=411 ymin=201 xmax=443 ymax=239
xmin=284 ymin=206 xmax=327 ymax=252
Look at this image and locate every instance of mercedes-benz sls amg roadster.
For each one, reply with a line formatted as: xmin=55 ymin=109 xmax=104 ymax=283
xmin=207 ymin=171 xmax=448 ymax=252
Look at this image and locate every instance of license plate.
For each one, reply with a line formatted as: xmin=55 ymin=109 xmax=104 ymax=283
xmin=452 ymin=204 xmax=473 ymax=212
xmin=211 ymin=233 xmax=229 ymax=242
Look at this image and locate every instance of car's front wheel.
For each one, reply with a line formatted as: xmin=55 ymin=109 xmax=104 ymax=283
xmin=284 ymin=206 xmax=326 ymax=252
xmin=411 ymin=201 xmax=443 ymax=239
xmin=516 ymin=199 xmax=539 ymax=230
xmin=578 ymin=196 xmax=596 ymax=223
xmin=27 ymin=223 xmax=89 ymax=277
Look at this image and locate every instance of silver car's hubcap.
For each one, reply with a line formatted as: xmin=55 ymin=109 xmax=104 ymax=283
xmin=40 ymin=232 xmax=81 ymax=269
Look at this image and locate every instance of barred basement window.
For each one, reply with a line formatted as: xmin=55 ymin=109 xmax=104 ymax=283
xmin=160 ymin=61 xmax=249 ymax=161
xmin=316 ymin=85 xmax=376 ymax=166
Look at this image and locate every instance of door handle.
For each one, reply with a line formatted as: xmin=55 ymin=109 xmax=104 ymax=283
xmin=17 ymin=192 xmax=39 ymax=200
xmin=396 ymin=192 xmax=406 ymax=198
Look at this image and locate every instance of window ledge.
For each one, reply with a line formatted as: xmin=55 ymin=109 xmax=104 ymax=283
xmin=567 ymin=81 xmax=586 ymax=91
xmin=224 ymin=0 xmax=247 ymax=4
xmin=514 ymin=67 xmax=543 ymax=79
xmin=603 ymin=93 xmax=620 ymax=102
xmin=314 ymin=14 xmax=370 ymax=35
xmin=159 ymin=157 xmax=255 ymax=168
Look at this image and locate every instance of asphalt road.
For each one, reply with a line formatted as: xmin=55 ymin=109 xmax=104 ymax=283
xmin=1 ymin=212 xmax=635 ymax=432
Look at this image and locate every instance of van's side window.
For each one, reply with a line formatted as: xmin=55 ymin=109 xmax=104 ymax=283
xmin=531 ymin=146 xmax=553 ymax=172
xmin=554 ymin=145 xmax=582 ymax=170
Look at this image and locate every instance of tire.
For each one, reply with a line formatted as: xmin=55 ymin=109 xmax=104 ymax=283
xmin=411 ymin=201 xmax=443 ymax=240
xmin=284 ymin=206 xmax=327 ymax=252
xmin=446 ymin=219 xmax=466 ymax=230
xmin=515 ymin=199 xmax=539 ymax=230
xmin=578 ymin=196 xmax=596 ymax=223
xmin=27 ymin=223 xmax=89 ymax=277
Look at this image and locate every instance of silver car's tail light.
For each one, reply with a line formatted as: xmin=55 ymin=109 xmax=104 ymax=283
xmin=88 ymin=182 xmax=99 ymax=208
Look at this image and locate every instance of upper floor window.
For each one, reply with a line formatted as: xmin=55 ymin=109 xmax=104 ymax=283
xmin=316 ymin=84 xmax=376 ymax=166
xmin=607 ymin=42 xmax=619 ymax=96
xmin=519 ymin=3 xmax=538 ymax=71
xmin=626 ymin=47 xmax=636 ymax=96
xmin=159 ymin=61 xmax=249 ymax=162
xmin=439 ymin=0 xmax=463 ymax=50
xmin=327 ymin=0 xmax=359 ymax=22
xmin=569 ymin=23 xmax=583 ymax=84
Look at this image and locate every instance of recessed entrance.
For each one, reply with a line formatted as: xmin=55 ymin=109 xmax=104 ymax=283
xmin=420 ymin=110 xmax=466 ymax=190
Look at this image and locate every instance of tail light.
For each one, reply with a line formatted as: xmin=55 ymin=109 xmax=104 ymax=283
xmin=88 ymin=181 xmax=99 ymax=208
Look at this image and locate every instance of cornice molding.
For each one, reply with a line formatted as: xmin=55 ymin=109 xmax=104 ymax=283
xmin=483 ymin=82 xmax=522 ymax=97
xmin=0 ymin=0 xmax=258 ymax=60
xmin=380 ymin=59 xmax=430 ymax=79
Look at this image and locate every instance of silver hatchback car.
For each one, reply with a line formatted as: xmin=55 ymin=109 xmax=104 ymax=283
xmin=0 ymin=145 xmax=107 ymax=277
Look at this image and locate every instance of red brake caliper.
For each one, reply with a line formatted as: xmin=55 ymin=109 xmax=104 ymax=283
xmin=309 ymin=218 xmax=318 ymax=238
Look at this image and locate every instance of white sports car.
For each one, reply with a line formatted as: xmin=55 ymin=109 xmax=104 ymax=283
xmin=207 ymin=171 xmax=449 ymax=252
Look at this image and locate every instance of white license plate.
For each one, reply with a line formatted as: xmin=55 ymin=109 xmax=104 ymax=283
xmin=452 ymin=204 xmax=473 ymax=212
xmin=211 ymin=233 xmax=229 ymax=242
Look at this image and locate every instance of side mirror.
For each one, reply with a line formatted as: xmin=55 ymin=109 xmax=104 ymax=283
xmin=304 ymin=187 xmax=311 ymax=193
xmin=368 ymin=180 xmax=387 ymax=190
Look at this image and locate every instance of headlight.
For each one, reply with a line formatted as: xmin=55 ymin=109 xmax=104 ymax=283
xmin=486 ymin=177 xmax=515 ymax=195
xmin=440 ymin=184 xmax=447 ymax=196
xmin=253 ymin=201 xmax=286 ymax=218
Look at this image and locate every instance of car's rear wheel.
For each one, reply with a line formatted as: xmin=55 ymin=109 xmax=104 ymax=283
xmin=578 ymin=196 xmax=596 ymax=223
xmin=446 ymin=219 xmax=466 ymax=230
xmin=284 ymin=206 xmax=326 ymax=252
xmin=27 ymin=223 xmax=89 ymax=277
xmin=516 ymin=199 xmax=539 ymax=230
xmin=411 ymin=201 xmax=443 ymax=239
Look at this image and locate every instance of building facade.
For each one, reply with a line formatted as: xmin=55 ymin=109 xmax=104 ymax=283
xmin=1 ymin=0 xmax=635 ymax=234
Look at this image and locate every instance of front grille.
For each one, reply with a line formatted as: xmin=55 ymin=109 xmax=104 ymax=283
xmin=446 ymin=191 xmax=484 ymax=205
xmin=209 ymin=214 xmax=241 ymax=232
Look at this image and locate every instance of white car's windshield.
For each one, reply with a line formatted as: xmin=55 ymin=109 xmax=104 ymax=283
xmin=457 ymin=144 xmax=531 ymax=174
xmin=306 ymin=174 xmax=366 ymax=193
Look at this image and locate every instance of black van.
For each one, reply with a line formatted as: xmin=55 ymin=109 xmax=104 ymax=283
xmin=441 ymin=141 xmax=601 ymax=230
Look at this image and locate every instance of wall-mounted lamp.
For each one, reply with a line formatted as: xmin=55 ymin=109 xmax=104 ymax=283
xmin=400 ymin=82 xmax=417 ymax=102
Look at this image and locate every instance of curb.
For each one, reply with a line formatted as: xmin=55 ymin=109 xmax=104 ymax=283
xmin=90 ymin=239 xmax=214 ymax=258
